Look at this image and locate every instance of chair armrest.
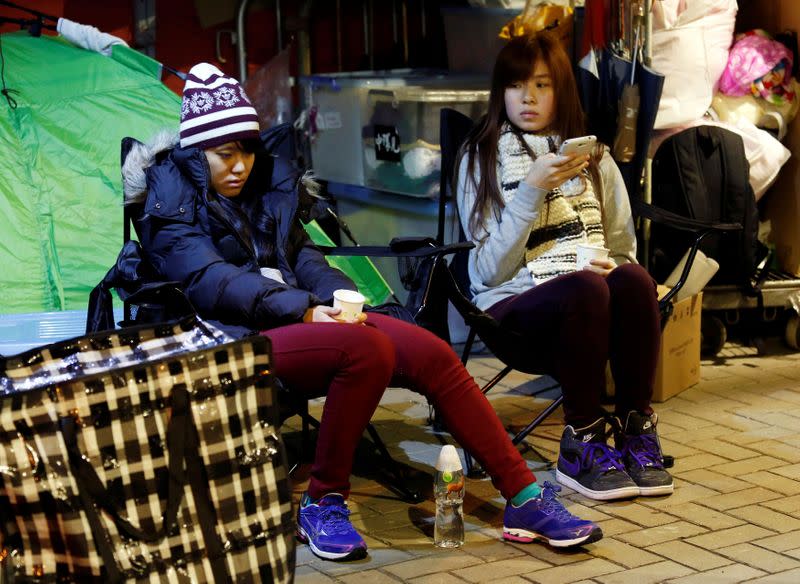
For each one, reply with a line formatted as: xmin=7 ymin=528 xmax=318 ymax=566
xmin=317 ymin=241 xmax=474 ymax=258
xmin=388 ymin=236 xmax=436 ymax=253
xmin=631 ymin=199 xmax=741 ymax=233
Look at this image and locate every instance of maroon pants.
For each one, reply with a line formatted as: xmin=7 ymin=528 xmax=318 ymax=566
xmin=487 ymin=264 xmax=661 ymax=428
xmin=263 ymin=313 xmax=535 ymax=500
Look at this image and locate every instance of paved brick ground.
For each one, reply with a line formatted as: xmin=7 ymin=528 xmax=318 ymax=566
xmin=286 ymin=339 xmax=800 ymax=583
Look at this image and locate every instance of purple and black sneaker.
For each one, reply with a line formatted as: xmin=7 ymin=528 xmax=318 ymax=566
xmin=503 ymin=481 xmax=603 ymax=547
xmin=556 ymin=418 xmax=639 ymax=501
xmin=615 ymin=411 xmax=674 ymax=497
xmin=297 ymin=492 xmax=368 ymax=561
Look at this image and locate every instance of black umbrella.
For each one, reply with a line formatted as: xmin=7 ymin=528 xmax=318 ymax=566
xmin=577 ymin=47 xmax=664 ymax=199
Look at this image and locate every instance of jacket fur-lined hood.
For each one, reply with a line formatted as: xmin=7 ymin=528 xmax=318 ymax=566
xmin=121 ymin=129 xmax=322 ymax=206
xmin=122 ymin=130 xmax=179 ymax=205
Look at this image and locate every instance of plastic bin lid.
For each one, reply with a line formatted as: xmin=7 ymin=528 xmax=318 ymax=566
xmin=299 ymin=70 xmax=488 ymax=90
xmin=368 ymin=87 xmax=490 ymax=103
xmin=301 ymin=68 xmax=448 ymax=80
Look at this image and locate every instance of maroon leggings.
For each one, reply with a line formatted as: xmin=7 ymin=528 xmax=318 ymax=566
xmin=263 ymin=313 xmax=534 ymax=500
xmin=486 ymin=264 xmax=661 ymax=428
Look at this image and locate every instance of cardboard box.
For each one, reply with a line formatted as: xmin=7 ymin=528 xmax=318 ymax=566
xmin=652 ymin=287 xmax=703 ymax=402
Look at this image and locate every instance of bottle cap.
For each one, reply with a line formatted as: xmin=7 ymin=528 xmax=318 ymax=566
xmin=435 ymin=444 xmax=462 ymax=472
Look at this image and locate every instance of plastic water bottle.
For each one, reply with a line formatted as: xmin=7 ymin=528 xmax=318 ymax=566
xmin=434 ymin=444 xmax=465 ymax=548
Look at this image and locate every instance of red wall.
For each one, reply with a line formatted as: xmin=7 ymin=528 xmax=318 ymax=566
xmin=0 ymin=0 xmax=62 ymax=35
xmin=309 ymin=0 xmax=447 ymax=72
xmin=154 ymin=0 xmax=281 ymax=94
xmin=1 ymin=0 xmax=451 ymax=94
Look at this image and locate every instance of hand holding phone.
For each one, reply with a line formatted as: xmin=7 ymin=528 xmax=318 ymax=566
xmin=559 ymin=135 xmax=597 ymax=157
xmin=524 ymin=151 xmax=590 ymax=191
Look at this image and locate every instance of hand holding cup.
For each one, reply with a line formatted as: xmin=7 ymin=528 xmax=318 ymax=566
xmin=332 ymin=289 xmax=366 ymax=323
xmin=576 ymin=244 xmax=614 ymax=277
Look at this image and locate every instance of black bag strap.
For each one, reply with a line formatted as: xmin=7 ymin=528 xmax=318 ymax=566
xmin=715 ymin=127 xmax=767 ymax=291
xmin=60 ymin=384 xmax=191 ymax=544
xmin=69 ymin=453 xmax=124 ymax=583
xmin=183 ymin=413 xmax=229 ymax=583
xmin=672 ymin=129 xmax=704 ymax=220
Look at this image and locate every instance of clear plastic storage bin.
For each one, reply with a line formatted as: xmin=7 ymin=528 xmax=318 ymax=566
xmin=299 ymin=72 xmax=412 ymax=186
xmin=299 ymin=71 xmax=487 ymax=188
xmin=363 ymin=88 xmax=489 ymax=198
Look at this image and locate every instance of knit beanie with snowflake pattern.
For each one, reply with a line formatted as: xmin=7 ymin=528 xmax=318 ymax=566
xmin=179 ymin=62 xmax=260 ymax=150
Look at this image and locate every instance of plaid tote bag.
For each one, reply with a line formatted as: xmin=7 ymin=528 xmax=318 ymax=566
xmin=0 ymin=317 xmax=295 ymax=583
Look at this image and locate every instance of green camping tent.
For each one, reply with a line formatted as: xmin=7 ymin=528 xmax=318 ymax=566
xmin=0 ymin=32 xmax=180 ymax=313
xmin=0 ymin=32 xmax=390 ymax=314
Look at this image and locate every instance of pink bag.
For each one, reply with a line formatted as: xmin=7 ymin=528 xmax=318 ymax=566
xmin=719 ymin=30 xmax=794 ymax=100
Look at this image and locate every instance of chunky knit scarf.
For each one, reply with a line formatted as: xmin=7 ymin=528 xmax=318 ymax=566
xmin=497 ymin=124 xmax=605 ymax=283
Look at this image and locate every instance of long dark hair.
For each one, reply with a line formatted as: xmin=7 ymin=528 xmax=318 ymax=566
xmin=459 ymin=31 xmax=602 ymax=234
xmin=208 ymin=142 xmax=277 ymax=267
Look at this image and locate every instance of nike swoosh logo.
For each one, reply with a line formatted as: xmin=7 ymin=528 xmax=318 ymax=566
xmin=559 ymin=454 xmax=582 ymax=476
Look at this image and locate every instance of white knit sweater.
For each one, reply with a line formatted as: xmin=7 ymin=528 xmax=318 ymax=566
xmin=496 ymin=127 xmax=606 ymax=284
xmin=456 ymin=142 xmax=638 ymax=311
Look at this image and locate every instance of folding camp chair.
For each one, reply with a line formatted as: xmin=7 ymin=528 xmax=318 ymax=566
xmin=435 ymin=108 xmax=740 ymax=476
xmin=430 ymin=108 xmax=565 ymax=475
xmin=87 ymin=125 xmax=475 ymax=503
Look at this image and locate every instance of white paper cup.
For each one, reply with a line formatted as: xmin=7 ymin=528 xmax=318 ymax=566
xmin=333 ymin=289 xmax=366 ymax=322
xmin=576 ymin=244 xmax=610 ymax=270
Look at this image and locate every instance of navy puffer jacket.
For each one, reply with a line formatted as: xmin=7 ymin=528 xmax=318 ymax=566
xmin=127 ymin=140 xmax=355 ymax=332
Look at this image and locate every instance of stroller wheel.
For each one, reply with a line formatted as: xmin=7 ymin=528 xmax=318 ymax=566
xmin=785 ymin=314 xmax=800 ymax=351
xmin=701 ymin=314 xmax=727 ymax=357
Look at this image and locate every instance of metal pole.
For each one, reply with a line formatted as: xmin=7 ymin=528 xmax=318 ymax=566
xmin=642 ymin=0 xmax=653 ymax=269
xmin=297 ymin=0 xmax=313 ymax=77
xmin=236 ymin=0 xmax=252 ymax=82
xmin=401 ymin=0 xmax=408 ymax=66
xmin=133 ymin=0 xmax=156 ymax=58
xmin=392 ymin=0 xmax=398 ymax=46
xmin=276 ymin=0 xmax=283 ymax=50
xmin=336 ymin=0 xmax=342 ymax=71
xmin=368 ymin=0 xmax=374 ymax=69
xmin=362 ymin=0 xmax=369 ymax=68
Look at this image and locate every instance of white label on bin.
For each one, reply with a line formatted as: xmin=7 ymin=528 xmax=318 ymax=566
xmin=374 ymin=125 xmax=401 ymax=162
xmin=321 ymin=111 xmax=342 ymax=129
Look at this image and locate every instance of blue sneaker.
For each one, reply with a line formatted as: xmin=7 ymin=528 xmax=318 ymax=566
xmin=297 ymin=492 xmax=367 ymax=561
xmin=556 ymin=418 xmax=639 ymax=501
xmin=615 ymin=411 xmax=674 ymax=497
xmin=503 ymin=482 xmax=603 ymax=548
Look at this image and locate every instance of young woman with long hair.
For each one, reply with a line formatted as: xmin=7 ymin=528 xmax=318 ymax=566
xmin=456 ymin=32 xmax=673 ymax=502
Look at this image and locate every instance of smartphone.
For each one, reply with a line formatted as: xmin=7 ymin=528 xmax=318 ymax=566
xmin=558 ymin=135 xmax=597 ymax=157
